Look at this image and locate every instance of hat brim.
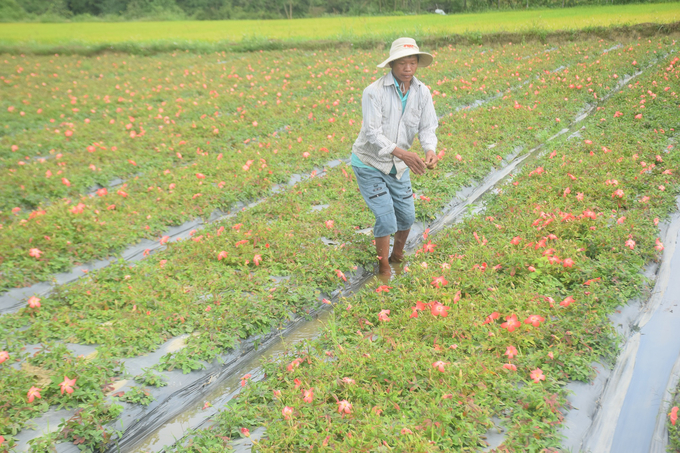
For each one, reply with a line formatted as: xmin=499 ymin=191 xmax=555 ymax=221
xmin=377 ymin=51 xmax=433 ymax=68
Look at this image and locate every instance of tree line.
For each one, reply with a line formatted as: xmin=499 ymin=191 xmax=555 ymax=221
xmin=0 ymin=0 xmax=670 ymax=21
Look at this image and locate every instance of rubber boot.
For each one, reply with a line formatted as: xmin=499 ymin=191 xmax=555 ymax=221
xmin=375 ymin=235 xmax=392 ymax=280
xmin=389 ymin=229 xmax=410 ymax=263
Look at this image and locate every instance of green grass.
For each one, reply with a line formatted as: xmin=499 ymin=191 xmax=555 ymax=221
xmin=0 ymin=3 xmax=678 ymax=48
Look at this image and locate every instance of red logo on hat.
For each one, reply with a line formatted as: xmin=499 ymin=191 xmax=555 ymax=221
xmin=403 ymin=44 xmax=416 ymax=48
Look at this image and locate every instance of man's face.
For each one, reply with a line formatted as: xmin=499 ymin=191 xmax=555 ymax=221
xmin=391 ymin=55 xmax=418 ymax=82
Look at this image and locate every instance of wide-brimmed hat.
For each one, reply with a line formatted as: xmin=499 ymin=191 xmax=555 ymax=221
xmin=377 ymin=37 xmax=433 ymax=69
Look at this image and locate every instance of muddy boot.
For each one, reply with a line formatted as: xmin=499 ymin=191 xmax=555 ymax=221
xmin=389 ymin=229 xmax=410 ymax=264
xmin=375 ymin=235 xmax=392 ymax=279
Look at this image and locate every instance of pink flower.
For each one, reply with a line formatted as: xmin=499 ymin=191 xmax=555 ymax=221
xmin=524 ymin=315 xmax=545 ymax=327
xmin=302 ymin=388 xmax=314 ymax=403
xmin=241 ymin=427 xmax=250 ymax=437
xmin=282 ymin=406 xmax=294 ymax=420
xmin=27 ymin=386 xmax=42 ymax=403
xmin=375 ymin=285 xmax=392 ymax=293
xmin=240 ymin=374 xmax=252 ymax=387
xmin=431 ymin=276 xmax=448 ymax=288
xmin=29 ymin=248 xmax=43 ymax=258
xmin=671 ymin=406 xmax=679 ymax=426
xmin=625 ymin=239 xmax=636 ymax=250
xmin=59 ymin=376 xmax=77 ymax=395
xmin=617 ymin=216 xmax=626 ymax=224
xmin=341 ymin=377 xmax=355 ymax=385
xmin=196 ymin=173 xmax=205 ymax=179
xmin=401 ymin=427 xmax=413 ymax=435
xmin=0 ymin=351 xmax=9 ymax=364
xmin=430 ymin=301 xmax=450 ymax=317
xmin=562 ymin=258 xmax=575 ymax=268
xmin=432 ymin=361 xmax=447 ymax=372
xmin=378 ymin=309 xmax=390 ymax=322
xmin=337 ymin=399 xmax=352 ymax=414
xmin=503 ymin=363 xmax=517 ymax=371
xmin=500 ymin=314 xmax=521 ymax=332
xmin=253 ymin=254 xmax=262 ymax=266
xmin=612 ymin=189 xmax=624 ymax=198
xmin=217 ymin=251 xmax=228 ymax=260
xmin=510 ymin=236 xmax=521 ymax=245
xmin=160 ymin=236 xmax=170 ymax=245
xmin=335 ymin=269 xmax=347 ymax=282
xmin=530 ymin=368 xmax=546 ymax=383
xmin=325 ymin=220 xmax=334 ymax=229
xmin=505 ymin=346 xmax=518 ymax=359
xmin=27 ymin=296 xmax=41 ymax=308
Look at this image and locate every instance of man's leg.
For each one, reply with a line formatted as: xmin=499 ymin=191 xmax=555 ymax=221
xmin=389 ymin=229 xmax=410 ymax=263
xmin=386 ymin=169 xmax=415 ymax=264
xmin=351 ymin=166 xmax=398 ymax=278
xmin=375 ymin=235 xmax=392 ymax=277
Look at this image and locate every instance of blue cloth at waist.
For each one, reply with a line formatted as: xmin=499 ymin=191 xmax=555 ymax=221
xmin=351 ymin=152 xmax=397 ymax=175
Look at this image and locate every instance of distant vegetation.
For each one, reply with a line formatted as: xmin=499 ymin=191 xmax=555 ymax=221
xmin=0 ymin=0 xmax=677 ymax=22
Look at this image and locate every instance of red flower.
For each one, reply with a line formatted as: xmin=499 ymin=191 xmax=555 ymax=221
xmin=563 ymin=258 xmax=575 ymax=268
xmin=0 ymin=351 xmax=9 ymax=364
xmin=430 ymin=301 xmax=450 ymax=317
xmin=505 ymin=346 xmax=518 ymax=359
xmin=524 ymin=315 xmax=545 ymax=328
xmin=483 ymin=312 xmax=500 ymax=325
xmin=337 ymin=400 xmax=352 ymax=414
xmin=503 ymin=363 xmax=517 ymax=371
xmin=422 ymin=241 xmax=436 ymax=253
xmin=530 ymin=368 xmax=546 ymax=383
xmin=431 ymin=276 xmax=448 ymax=288
xmin=500 ymin=314 xmax=521 ymax=332
xmin=510 ymin=236 xmax=521 ymax=245
xmin=59 ymin=376 xmax=77 ymax=395
xmin=432 ymin=361 xmax=447 ymax=372
xmin=560 ymin=296 xmax=575 ymax=307
xmin=671 ymin=406 xmax=679 ymax=426
xmin=27 ymin=386 xmax=42 ymax=403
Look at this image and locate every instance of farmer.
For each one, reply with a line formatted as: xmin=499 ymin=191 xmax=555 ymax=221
xmin=351 ymin=37 xmax=439 ymax=278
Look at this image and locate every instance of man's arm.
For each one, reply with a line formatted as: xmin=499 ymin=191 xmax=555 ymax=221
xmin=419 ymin=87 xmax=439 ymax=169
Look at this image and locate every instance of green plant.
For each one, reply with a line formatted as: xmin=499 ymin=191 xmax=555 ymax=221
xmin=114 ymin=386 xmax=155 ymax=406
xmin=134 ymin=367 xmax=168 ymax=387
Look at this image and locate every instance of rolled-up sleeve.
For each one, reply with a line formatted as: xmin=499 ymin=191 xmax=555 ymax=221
xmin=362 ymin=88 xmax=397 ymax=157
xmin=418 ymin=88 xmax=438 ymax=153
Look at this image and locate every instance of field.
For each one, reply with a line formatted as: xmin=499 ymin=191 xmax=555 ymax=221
xmin=0 ymin=12 xmax=680 ymax=453
xmin=0 ymin=4 xmax=679 ymax=53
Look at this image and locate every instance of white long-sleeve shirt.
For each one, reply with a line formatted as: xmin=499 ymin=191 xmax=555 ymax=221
xmin=351 ymin=72 xmax=438 ymax=180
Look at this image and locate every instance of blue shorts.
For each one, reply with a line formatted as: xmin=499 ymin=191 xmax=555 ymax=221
xmin=352 ymin=166 xmax=416 ymax=237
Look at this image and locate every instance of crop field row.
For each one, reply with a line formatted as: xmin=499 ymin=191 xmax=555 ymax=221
xmin=0 ymin=35 xmax=678 ymax=451
xmin=0 ymin=38 xmax=669 ymax=290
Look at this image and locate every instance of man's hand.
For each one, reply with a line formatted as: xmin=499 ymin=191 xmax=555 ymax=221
xmin=392 ymin=147 xmax=426 ymax=175
xmin=425 ymin=150 xmax=438 ymax=169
